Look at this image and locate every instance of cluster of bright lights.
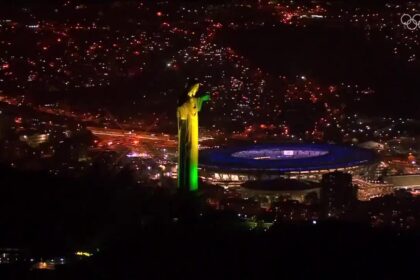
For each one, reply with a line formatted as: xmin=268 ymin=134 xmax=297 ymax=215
xmin=232 ymin=149 xmax=329 ymax=160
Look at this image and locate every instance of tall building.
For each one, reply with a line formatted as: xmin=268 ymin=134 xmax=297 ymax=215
xmin=321 ymin=171 xmax=356 ymax=218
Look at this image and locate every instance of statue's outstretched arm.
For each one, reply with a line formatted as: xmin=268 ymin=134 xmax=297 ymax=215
xmin=198 ymin=93 xmax=210 ymax=111
xmin=201 ymin=93 xmax=210 ymax=102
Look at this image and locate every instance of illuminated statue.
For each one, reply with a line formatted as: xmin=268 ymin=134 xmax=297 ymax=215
xmin=177 ymin=83 xmax=210 ymax=192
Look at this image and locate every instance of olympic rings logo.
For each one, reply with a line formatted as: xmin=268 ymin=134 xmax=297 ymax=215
xmin=401 ymin=14 xmax=420 ymax=30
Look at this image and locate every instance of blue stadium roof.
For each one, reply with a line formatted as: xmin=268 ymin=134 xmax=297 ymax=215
xmin=199 ymin=144 xmax=376 ymax=172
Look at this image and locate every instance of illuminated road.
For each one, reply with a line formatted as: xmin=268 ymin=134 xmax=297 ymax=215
xmin=88 ymin=127 xmax=174 ymax=142
xmin=353 ymin=177 xmax=394 ymax=201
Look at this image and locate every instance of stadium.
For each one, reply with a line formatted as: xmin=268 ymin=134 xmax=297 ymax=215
xmin=199 ymin=143 xmax=376 ymax=186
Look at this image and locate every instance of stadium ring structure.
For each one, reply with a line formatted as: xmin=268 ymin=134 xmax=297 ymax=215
xmin=199 ymin=143 xmax=376 ymax=187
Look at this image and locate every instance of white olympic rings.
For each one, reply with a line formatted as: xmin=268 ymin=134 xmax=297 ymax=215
xmin=401 ymin=14 xmax=420 ymax=31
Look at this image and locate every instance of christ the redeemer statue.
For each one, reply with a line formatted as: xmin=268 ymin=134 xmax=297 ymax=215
xmin=177 ymin=83 xmax=210 ymax=192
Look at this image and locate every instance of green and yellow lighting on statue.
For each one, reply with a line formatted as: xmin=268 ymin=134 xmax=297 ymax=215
xmin=177 ymin=83 xmax=210 ymax=192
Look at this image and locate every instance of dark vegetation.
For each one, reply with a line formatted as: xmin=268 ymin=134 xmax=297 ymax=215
xmin=0 ymin=166 xmax=420 ymax=279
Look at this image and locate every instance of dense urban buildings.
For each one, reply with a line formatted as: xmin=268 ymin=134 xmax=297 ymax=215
xmin=1 ymin=0 xmax=420 ymax=278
